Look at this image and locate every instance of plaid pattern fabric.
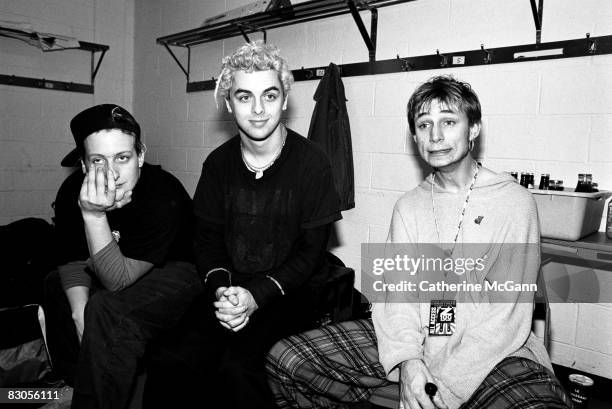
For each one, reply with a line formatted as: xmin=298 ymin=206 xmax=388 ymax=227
xmin=460 ymin=356 xmax=572 ymax=409
xmin=266 ymin=319 xmax=388 ymax=409
xmin=266 ymin=319 xmax=571 ymax=409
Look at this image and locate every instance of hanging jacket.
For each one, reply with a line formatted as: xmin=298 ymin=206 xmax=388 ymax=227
xmin=307 ymin=63 xmax=355 ymax=211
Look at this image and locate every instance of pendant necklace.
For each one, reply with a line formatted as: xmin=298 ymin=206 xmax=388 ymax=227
xmin=240 ymin=127 xmax=287 ymax=179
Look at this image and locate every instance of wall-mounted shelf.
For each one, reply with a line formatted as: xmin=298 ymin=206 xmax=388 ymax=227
xmin=157 ymin=0 xmax=416 ymax=83
xmin=158 ymin=0 xmax=411 ymax=47
xmin=0 ymin=26 xmax=109 ymax=94
xmin=157 ymin=0 xmax=612 ymax=94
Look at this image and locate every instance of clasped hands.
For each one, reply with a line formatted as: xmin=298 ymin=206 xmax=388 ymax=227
xmin=214 ymin=286 xmax=258 ymax=332
xmin=78 ymin=163 xmax=132 ymax=215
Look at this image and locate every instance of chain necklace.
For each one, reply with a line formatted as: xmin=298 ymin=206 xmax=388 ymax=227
xmin=431 ymin=161 xmax=480 ymax=256
xmin=240 ymin=126 xmax=287 ymax=179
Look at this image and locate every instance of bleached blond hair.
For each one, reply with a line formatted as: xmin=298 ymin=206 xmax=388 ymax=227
xmin=214 ymin=40 xmax=294 ymax=103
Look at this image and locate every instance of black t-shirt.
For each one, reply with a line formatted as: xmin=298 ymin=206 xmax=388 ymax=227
xmin=192 ymin=128 xmax=341 ymax=304
xmin=55 ymin=162 xmax=194 ymax=268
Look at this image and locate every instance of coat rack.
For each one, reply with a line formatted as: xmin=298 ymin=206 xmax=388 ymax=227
xmin=184 ymin=34 xmax=612 ymax=92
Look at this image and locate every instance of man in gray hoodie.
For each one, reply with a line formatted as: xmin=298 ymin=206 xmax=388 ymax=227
xmin=265 ymin=76 xmax=571 ymax=409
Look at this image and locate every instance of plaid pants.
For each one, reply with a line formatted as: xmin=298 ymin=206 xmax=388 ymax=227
xmin=266 ymin=319 xmax=571 ymax=409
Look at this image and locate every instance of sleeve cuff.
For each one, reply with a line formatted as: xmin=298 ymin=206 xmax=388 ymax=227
xmin=58 ymin=261 xmax=91 ymax=290
xmin=379 ymin=347 xmax=423 ymax=382
xmin=91 ymin=240 xmax=119 ymax=270
xmin=203 ymin=268 xmax=231 ymax=291
xmin=302 ymin=211 xmax=342 ymax=229
xmin=244 ymin=276 xmax=283 ymax=309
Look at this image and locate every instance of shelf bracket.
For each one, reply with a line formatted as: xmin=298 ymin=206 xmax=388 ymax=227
xmin=91 ymin=48 xmax=107 ymax=82
xmin=163 ymin=44 xmax=190 ymax=80
xmin=530 ymin=0 xmax=544 ymax=44
xmin=236 ymin=23 xmax=267 ymax=44
xmin=347 ymin=0 xmax=378 ymax=63
xmin=239 ymin=25 xmax=251 ymax=43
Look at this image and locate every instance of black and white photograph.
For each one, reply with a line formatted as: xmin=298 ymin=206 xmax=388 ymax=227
xmin=1 ymin=1 xmax=611 ymax=408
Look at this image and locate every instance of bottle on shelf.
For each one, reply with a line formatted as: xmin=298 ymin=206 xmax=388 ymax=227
xmin=520 ymin=172 xmax=527 ymax=188
xmin=575 ymin=173 xmax=586 ymax=192
xmin=539 ymin=173 xmax=550 ymax=190
xmin=585 ymin=174 xmax=593 ymax=192
xmin=557 ymin=180 xmax=565 ymax=191
xmin=527 ymin=173 xmax=535 ymax=189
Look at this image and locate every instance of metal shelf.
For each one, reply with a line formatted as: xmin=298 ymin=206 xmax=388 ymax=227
xmin=157 ymin=0 xmax=412 ymax=48
xmin=156 ymin=0 xmax=612 ymax=94
xmin=0 ymin=26 xmax=109 ymax=94
xmin=157 ymin=0 xmax=415 ymax=83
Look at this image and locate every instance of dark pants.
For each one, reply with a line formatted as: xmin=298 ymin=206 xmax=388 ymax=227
xmin=43 ymin=262 xmax=201 ymax=409
xmin=143 ymin=286 xmax=315 ymax=409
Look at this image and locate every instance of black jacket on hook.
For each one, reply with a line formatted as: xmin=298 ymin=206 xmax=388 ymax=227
xmin=307 ymin=63 xmax=355 ymax=211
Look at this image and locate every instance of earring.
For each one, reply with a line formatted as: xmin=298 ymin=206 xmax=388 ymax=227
xmin=468 ymin=139 xmax=475 ymax=151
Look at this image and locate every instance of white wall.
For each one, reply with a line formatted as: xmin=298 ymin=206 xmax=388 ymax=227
xmin=0 ymin=0 xmax=134 ymax=225
xmin=132 ymin=0 xmax=612 ymax=379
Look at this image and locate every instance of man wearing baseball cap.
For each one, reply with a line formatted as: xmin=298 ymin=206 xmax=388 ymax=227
xmin=43 ymin=104 xmax=201 ymax=409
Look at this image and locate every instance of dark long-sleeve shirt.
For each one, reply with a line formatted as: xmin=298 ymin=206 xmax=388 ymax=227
xmin=193 ymin=129 xmax=342 ymax=308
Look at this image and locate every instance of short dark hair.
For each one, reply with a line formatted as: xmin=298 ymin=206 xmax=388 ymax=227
xmin=407 ymin=76 xmax=482 ymax=135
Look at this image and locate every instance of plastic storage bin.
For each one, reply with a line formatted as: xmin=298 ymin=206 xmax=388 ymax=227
xmin=531 ymin=189 xmax=611 ymax=241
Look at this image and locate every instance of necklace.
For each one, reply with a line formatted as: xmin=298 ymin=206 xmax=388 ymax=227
xmin=431 ymin=161 xmax=480 ymax=256
xmin=240 ymin=127 xmax=287 ymax=179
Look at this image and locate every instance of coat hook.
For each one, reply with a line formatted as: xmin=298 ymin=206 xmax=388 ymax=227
xmin=396 ymin=54 xmax=412 ymax=71
xmin=436 ymin=49 xmax=448 ymax=68
xmin=481 ymin=44 xmax=492 ymax=64
xmin=301 ymin=67 xmax=313 ymax=80
xmin=586 ymin=33 xmax=597 ymax=54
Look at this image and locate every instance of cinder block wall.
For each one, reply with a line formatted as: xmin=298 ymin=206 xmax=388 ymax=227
xmin=133 ymin=0 xmax=612 ymax=379
xmin=0 ymin=0 xmax=134 ymax=225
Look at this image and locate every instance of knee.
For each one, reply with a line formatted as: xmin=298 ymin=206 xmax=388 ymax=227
xmin=84 ymin=293 xmax=147 ymax=351
xmin=266 ymin=336 xmax=302 ymax=376
xmin=84 ymin=291 xmax=114 ymax=324
xmin=267 ymin=338 xmax=289 ymax=364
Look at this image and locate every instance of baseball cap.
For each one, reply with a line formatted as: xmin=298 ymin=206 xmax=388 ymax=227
xmin=61 ymin=104 xmax=141 ymax=167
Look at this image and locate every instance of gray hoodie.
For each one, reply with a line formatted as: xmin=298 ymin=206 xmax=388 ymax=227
xmin=372 ymin=171 xmax=551 ymax=408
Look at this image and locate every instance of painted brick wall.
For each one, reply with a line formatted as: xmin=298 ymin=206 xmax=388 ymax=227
xmin=0 ymin=0 xmax=134 ymax=225
xmin=132 ymin=0 xmax=612 ymax=379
